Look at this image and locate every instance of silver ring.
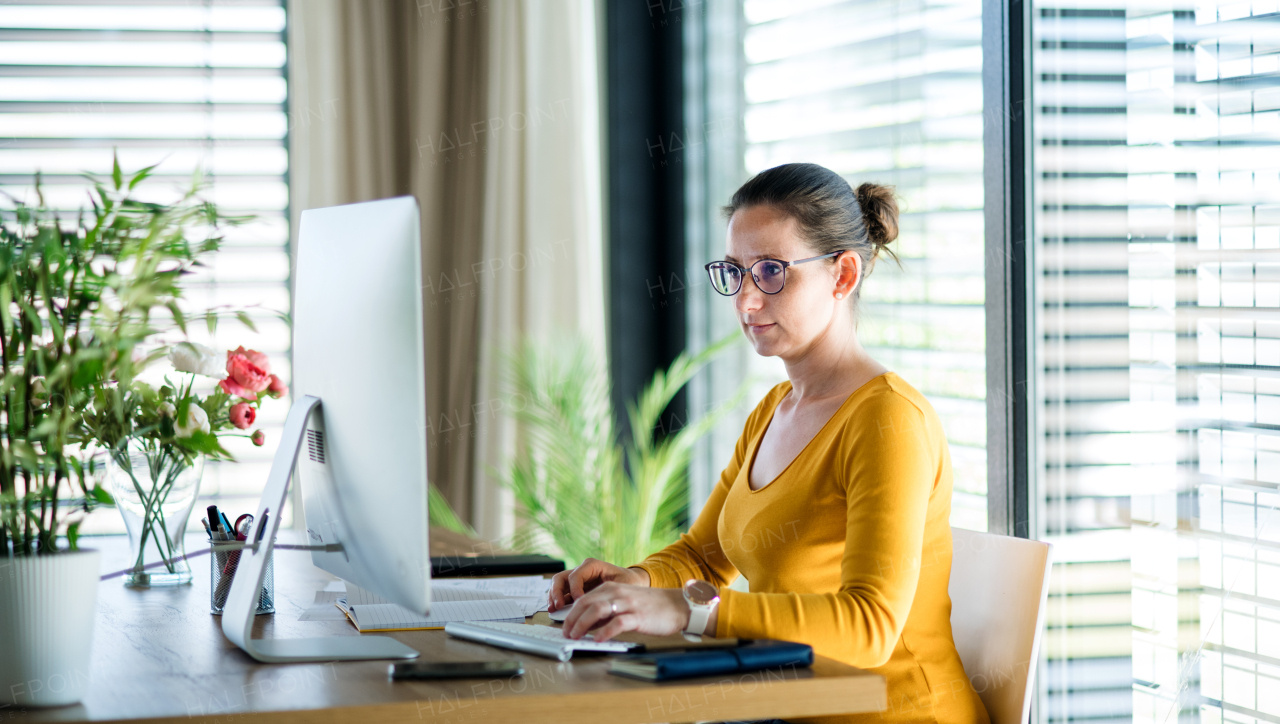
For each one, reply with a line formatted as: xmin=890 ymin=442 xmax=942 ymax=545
xmin=611 ymin=601 xmax=618 ymax=616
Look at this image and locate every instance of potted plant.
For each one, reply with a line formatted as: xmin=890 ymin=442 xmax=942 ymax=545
xmin=0 ymin=158 xmax=240 ymax=706
xmin=495 ymin=332 xmax=750 ymax=567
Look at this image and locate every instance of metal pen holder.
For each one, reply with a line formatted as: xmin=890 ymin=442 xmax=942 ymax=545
xmin=210 ymin=539 xmax=275 ymax=615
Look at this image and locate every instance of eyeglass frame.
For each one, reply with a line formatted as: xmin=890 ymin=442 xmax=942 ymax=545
xmin=703 ymin=250 xmax=845 ymax=296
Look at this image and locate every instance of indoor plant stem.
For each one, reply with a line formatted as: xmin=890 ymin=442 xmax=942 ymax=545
xmin=117 ymin=444 xmax=190 ymax=575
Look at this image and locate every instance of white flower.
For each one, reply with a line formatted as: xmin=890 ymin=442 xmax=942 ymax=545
xmin=158 ymin=402 xmax=176 ymax=417
xmin=169 ymin=342 xmax=226 ymax=379
xmin=175 ymin=404 xmax=210 ymax=438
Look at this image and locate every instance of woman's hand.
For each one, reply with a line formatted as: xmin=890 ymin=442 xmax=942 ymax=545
xmin=560 ymin=582 xmax=689 ymax=642
xmin=547 ymin=558 xmax=650 ymax=612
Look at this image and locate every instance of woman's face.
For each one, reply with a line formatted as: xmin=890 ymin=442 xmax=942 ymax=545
xmin=724 ymin=204 xmax=861 ymax=359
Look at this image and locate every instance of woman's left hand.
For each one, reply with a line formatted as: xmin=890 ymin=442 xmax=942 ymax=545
xmin=560 ymin=582 xmax=689 ymax=642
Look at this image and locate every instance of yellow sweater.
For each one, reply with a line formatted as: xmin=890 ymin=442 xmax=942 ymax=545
xmin=633 ymin=373 xmax=989 ymax=724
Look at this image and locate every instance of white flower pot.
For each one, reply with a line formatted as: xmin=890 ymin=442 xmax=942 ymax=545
xmin=0 ymin=549 xmax=100 ymax=707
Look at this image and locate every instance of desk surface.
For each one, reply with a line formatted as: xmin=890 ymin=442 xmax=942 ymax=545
xmin=22 ymin=531 xmax=885 ymax=724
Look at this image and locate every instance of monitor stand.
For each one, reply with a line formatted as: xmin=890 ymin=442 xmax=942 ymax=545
xmin=220 ymin=395 xmax=420 ymax=663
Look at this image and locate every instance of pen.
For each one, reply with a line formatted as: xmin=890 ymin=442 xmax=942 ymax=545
xmin=222 ymin=516 xmax=249 ymax=578
xmin=222 ymin=514 xmax=254 ymax=577
xmin=208 ymin=505 xmax=231 ymax=581
xmin=215 ymin=510 xmax=244 ymax=608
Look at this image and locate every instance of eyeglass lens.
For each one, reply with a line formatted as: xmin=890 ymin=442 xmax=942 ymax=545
xmin=708 ymin=262 xmax=742 ymax=295
xmin=752 ymin=260 xmax=786 ymax=293
xmin=707 ymin=260 xmax=786 ymax=295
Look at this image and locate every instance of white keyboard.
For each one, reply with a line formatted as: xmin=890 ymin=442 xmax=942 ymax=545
xmin=444 ymin=621 xmax=641 ymax=662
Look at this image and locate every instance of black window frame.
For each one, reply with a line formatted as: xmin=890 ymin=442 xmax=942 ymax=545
xmin=983 ymin=0 xmax=1034 ymax=539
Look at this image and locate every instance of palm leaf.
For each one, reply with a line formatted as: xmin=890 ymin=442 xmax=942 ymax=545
xmin=486 ymin=332 xmax=747 ymax=568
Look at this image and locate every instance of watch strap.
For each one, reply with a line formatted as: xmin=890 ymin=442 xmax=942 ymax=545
xmin=685 ymin=599 xmax=716 ymax=635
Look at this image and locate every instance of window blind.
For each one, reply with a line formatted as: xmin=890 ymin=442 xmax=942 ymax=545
xmin=0 ymin=1 xmax=292 ymax=531
xmin=1034 ymin=6 xmax=1139 ymax=721
xmin=741 ymin=0 xmax=988 ymax=531
xmin=1034 ymin=2 xmax=1280 ymax=722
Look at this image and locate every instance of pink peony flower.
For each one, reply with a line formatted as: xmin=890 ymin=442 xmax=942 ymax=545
xmin=229 ymin=402 xmax=256 ymax=430
xmin=267 ymin=374 xmax=288 ymax=398
xmin=219 ymin=377 xmax=253 ymax=399
xmin=221 ymin=349 xmax=271 ymax=399
xmin=251 ymin=430 xmax=266 ymax=447
xmin=232 ymin=346 xmax=270 ymax=374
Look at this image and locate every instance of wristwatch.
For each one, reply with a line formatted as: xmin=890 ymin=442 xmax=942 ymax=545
xmin=683 ymin=579 xmax=720 ymax=636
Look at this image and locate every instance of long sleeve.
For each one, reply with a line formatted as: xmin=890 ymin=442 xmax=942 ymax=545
xmin=675 ymin=374 xmax=988 ymax=724
xmin=629 ymin=384 xmax=786 ymax=589
xmin=713 ymin=391 xmax=937 ymax=669
xmin=629 ymin=475 xmax=738 ymax=589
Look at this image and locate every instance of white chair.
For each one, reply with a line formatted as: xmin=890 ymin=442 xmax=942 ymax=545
xmin=948 ymin=527 xmax=1053 ymax=724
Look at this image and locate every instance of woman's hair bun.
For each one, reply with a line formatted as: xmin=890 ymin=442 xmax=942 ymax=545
xmin=855 ymin=183 xmax=899 ymax=260
xmin=723 ymin=164 xmax=903 ymax=277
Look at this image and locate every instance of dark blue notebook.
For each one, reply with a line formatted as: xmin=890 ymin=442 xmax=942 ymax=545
xmin=608 ymin=639 xmax=813 ymax=681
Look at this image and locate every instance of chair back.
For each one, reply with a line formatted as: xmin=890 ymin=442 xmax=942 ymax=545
xmin=948 ymin=527 xmax=1052 ymax=724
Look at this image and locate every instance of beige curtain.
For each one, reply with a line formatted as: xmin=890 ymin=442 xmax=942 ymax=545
xmin=288 ymin=0 xmax=605 ymax=540
xmin=471 ymin=1 xmax=608 ymax=540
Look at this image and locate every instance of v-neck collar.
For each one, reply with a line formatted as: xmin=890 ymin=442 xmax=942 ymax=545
xmin=743 ymin=372 xmax=893 ymax=493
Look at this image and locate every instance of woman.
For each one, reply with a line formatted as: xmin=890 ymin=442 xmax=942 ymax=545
xmin=548 ymin=162 xmax=990 ymax=724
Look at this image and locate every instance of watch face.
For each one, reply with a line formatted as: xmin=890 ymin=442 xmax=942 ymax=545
xmin=684 ymin=579 xmax=718 ymax=606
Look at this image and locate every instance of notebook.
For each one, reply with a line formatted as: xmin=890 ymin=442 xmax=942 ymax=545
xmin=342 ymin=580 xmax=548 ymax=619
xmin=335 ymin=597 xmax=525 ymax=632
xmin=607 ymin=639 xmax=814 ymax=681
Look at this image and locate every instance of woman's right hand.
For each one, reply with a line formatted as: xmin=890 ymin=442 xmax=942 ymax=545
xmin=548 ymin=558 xmax=650 ymax=612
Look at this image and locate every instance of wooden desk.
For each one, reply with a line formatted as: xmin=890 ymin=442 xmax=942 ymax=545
xmin=20 ymin=531 xmax=885 ymax=724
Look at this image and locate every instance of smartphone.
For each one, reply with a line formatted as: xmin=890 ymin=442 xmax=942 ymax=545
xmin=390 ymin=660 xmax=524 ymax=680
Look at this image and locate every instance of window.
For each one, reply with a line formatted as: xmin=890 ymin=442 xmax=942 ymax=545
xmin=688 ymin=0 xmax=988 ymax=531
xmin=0 ymin=1 xmax=292 ymax=531
xmin=1033 ymin=2 xmax=1280 ymax=721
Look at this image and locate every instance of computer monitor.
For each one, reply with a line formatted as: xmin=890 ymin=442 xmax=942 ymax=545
xmin=221 ymin=196 xmax=430 ymax=662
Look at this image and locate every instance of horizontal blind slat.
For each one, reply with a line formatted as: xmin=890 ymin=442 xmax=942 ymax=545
xmin=0 ymin=1 xmax=293 ymax=535
xmin=744 ymin=0 xmax=987 ymax=531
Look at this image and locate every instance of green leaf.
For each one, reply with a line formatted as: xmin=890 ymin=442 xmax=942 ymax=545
xmin=19 ymin=299 xmax=43 ymax=335
xmin=176 ymin=430 xmax=231 ymax=459
xmin=90 ymin=483 xmax=114 ymax=506
xmin=127 ymin=162 xmax=159 ymax=191
xmin=428 ymin=483 xmax=476 ymax=537
xmin=235 ymin=311 xmax=257 ymax=333
xmin=206 ymin=309 xmax=217 ymax=335
xmin=66 ymin=522 xmax=80 ymax=550
xmin=112 ymin=150 xmax=123 ymax=190
xmin=72 ymin=358 xmax=104 ymax=388
xmin=0 ymin=281 xmax=13 ymax=336
xmin=10 ymin=440 xmax=38 ymax=469
xmin=166 ymin=300 xmax=187 ymax=335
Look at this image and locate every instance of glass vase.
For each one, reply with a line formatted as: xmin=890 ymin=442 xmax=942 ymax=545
xmin=107 ymin=442 xmax=204 ymax=587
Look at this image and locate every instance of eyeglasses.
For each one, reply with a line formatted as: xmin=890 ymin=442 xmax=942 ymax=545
xmin=704 ymin=251 xmax=843 ymax=296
